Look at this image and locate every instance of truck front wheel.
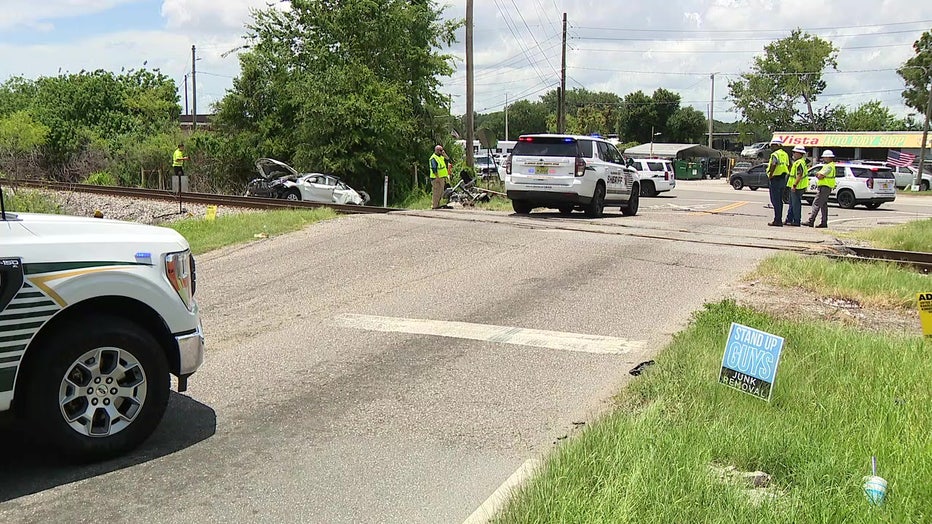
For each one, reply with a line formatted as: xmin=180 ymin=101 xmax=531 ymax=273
xmin=22 ymin=316 xmax=170 ymax=461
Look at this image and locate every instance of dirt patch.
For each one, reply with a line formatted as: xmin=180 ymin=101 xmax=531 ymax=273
xmin=729 ymin=280 xmax=919 ymax=335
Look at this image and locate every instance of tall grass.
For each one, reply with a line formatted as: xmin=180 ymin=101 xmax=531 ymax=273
xmin=854 ymin=218 xmax=932 ymax=253
xmin=495 ymin=301 xmax=931 ymax=522
xmin=167 ymin=208 xmax=338 ymax=255
xmin=756 ymin=253 xmax=929 ymax=309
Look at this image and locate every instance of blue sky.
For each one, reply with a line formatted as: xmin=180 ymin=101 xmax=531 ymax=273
xmin=1 ymin=0 xmax=931 ymax=120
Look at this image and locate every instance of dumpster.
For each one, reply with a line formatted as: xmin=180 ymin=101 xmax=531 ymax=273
xmin=674 ymin=160 xmax=704 ymax=180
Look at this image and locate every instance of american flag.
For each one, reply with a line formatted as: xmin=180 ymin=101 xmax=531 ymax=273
xmin=886 ymin=150 xmax=916 ymax=167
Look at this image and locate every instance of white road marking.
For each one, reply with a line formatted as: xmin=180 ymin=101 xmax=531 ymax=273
xmin=462 ymin=458 xmax=541 ymax=524
xmin=337 ymin=314 xmax=643 ymax=355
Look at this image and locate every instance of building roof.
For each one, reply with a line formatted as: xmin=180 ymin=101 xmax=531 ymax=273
xmin=622 ymin=142 xmax=722 ymax=158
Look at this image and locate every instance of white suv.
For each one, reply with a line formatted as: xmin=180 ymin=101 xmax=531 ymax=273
xmin=504 ymin=134 xmax=639 ymax=218
xmin=627 ymin=158 xmax=675 ymax=197
xmin=860 ymin=161 xmax=931 ymax=191
xmin=803 ymin=162 xmax=896 ymax=209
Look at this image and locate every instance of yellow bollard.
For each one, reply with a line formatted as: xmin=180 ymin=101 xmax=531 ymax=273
xmin=205 ymin=205 xmax=218 ymax=221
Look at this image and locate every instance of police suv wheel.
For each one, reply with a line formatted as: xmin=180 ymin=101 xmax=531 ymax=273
xmin=585 ymin=182 xmax=605 ymax=218
xmin=22 ymin=316 xmax=170 ymax=461
xmin=621 ymin=185 xmax=639 ymax=216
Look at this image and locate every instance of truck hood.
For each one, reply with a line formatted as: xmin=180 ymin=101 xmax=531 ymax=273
xmin=6 ymin=212 xmax=190 ymax=261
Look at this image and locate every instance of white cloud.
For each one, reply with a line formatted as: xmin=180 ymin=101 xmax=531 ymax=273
xmin=0 ymin=0 xmax=135 ymax=30
xmin=160 ymin=0 xmax=276 ymax=33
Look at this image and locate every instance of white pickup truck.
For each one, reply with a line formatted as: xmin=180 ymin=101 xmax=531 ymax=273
xmin=0 ymin=201 xmax=204 ymax=460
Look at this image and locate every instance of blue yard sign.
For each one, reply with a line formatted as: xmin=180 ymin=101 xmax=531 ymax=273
xmin=719 ymin=323 xmax=784 ymax=402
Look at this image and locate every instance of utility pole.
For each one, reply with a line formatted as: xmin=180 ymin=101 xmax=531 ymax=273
xmin=915 ymin=67 xmax=931 ymax=191
xmin=559 ymin=12 xmax=567 ymax=133
xmin=183 ymin=74 xmax=189 ymax=117
xmin=504 ymin=92 xmax=509 ymax=141
xmin=191 ymin=45 xmax=197 ymax=131
xmin=708 ymin=73 xmax=715 ymax=149
xmin=465 ymin=0 xmax=475 ymax=169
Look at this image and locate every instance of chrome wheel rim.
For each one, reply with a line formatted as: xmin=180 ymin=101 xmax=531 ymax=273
xmin=59 ymin=347 xmax=148 ymax=437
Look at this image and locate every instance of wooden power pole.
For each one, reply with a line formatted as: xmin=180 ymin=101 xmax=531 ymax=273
xmin=559 ymin=12 xmax=567 ymax=133
xmin=191 ymin=45 xmax=198 ymax=131
xmin=465 ymin=0 xmax=475 ymax=169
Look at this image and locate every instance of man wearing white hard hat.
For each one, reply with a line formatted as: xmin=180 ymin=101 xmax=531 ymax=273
xmin=765 ymin=138 xmax=789 ymax=226
xmin=784 ymin=145 xmax=809 ymax=226
xmin=804 ymin=150 xmax=837 ymax=228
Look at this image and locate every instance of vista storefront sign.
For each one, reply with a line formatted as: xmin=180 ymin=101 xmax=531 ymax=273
xmin=719 ymin=323 xmax=784 ymax=402
xmin=771 ymin=132 xmax=932 ymax=149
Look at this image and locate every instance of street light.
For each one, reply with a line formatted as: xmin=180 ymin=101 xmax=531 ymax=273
xmin=649 ymin=127 xmax=662 ymax=157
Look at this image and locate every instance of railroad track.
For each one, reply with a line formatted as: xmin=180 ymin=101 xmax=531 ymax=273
xmin=9 ymin=179 xmax=399 ymax=215
xmin=831 ymin=245 xmax=932 ymax=273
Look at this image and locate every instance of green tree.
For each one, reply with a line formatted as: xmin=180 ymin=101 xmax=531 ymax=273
xmin=0 ymin=110 xmax=49 ymax=177
xmin=666 ymin=106 xmax=707 ymax=142
xmin=728 ymin=30 xmax=839 ymax=134
xmin=618 ymin=90 xmax=653 ymax=142
xmin=842 ymin=100 xmax=898 ymax=131
xmin=215 ymin=0 xmax=457 ymax=198
xmin=898 ymin=28 xmax=932 ymax=116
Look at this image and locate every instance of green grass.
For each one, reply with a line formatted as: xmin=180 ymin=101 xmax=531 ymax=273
xmin=167 ymin=208 xmax=338 ymax=255
xmin=756 ymin=253 xmax=929 ymax=309
xmin=1 ymin=188 xmax=62 ymax=214
xmin=853 ymin=218 xmax=932 ymax=253
xmin=495 ymin=300 xmax=931 ymax=523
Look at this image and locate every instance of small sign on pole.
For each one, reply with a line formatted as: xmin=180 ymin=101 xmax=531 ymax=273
xmin=719 ymin=323 xmax=784 ymax=402
xmin=918 ymin=293 xmax=932 ymax=337
xmin=205 ymin=205 xmax=218 ymax=221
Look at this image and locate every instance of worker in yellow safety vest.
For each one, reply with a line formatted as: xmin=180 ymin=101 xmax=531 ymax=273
xmin=429 ymin=145 xmax=451 ymax=209
xmin=766 ymin=138 xmax=789 ymax=226
xmin=172 ymin=143 xmax=189 ymax=182
xmin=784 ymin=145 xmax=808 ymax=226
xmin=804 ymin=150 xmax=837 ymax=228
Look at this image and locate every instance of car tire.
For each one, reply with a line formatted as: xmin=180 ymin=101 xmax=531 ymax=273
xmin=621 ymin=184 xmax=639 ymax=217
xmin=731 ymin=178 xmax=744 ymax=190
xmin=749 ymin=186 xmax=759 ymax=191
xmin=865 ymin=202 xmax=882 ymax=209
xmin=584 ymin=182 xmax=605 ymax=218
xmin=641 ymin=181 xmax=657 ymax=197
xmin=512 ymin=200 xmax=533 ymax=214
xmin=837 ymin=189 xmax=856 ymax=209
xmin=557 ymin=205 xmax=574 ymax=215
xmin=921 ymin=180 xmax=930 ymax=192
xmin=285 ymin=188 xmax=301 ymax=201
xmin=20 ymin=316 xmax=170 ymax=462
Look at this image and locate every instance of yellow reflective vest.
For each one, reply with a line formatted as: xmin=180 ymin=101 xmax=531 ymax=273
xmin=429 ymin=153 xmax=449 ymax=179
xmin=172 ymin=149 xmax=186 ymax=167
xmin=817 ymin=162 xmax=836 ymax=188
xmin=788 ymin=158 xmax=808 ymax=189
xmin=767 ymin=149 xmax=789 ymax=178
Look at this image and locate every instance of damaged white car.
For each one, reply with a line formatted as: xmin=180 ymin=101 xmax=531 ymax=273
xmin=247 ymin=158 xmax=370 ymax=205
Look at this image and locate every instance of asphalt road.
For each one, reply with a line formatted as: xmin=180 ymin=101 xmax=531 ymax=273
xmin=1 ymin=180 xmax=929 ymax=523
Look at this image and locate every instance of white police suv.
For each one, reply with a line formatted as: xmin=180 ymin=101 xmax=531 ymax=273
xmin=1 ymin=203 xmax=204 ymax=460
xmin=503 ymin=134 xmax=639 ymax=218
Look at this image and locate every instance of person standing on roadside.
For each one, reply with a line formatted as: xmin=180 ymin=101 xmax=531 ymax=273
xmin=784 ymin=146 xmax=808 ymax=226
xmin=766 ymin=138 xmax=789 ymax=226
xmin=804 ymin=150 xmax=836 ymax=228
xmin=172 ymin=143 xmax=189 ymax=185
xmin=429 ymin=144 xmax=452 ymax=209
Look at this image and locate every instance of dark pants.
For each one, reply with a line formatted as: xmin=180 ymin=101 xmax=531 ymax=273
xmin=768 ymin=175 xmax=787 ymax=224
xmin=786 ymin=188 xmax=802 ymax=225
xmin=807 ymin=186 xmax=831 ymax=226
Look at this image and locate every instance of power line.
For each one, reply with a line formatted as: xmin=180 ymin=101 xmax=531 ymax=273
xmin=570 ymin=18 xmax=932 ymax=34
xmin=571 ymin=42 xmax=915 ymax=55
xmin=568 ymin=66 xmax=907 ymax=76
xmin=571 ymin=27 xmax=930 ymax=43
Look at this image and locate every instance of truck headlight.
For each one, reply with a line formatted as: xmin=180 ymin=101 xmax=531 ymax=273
xmin=165 ymin=250 xmax=195 ymax=310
